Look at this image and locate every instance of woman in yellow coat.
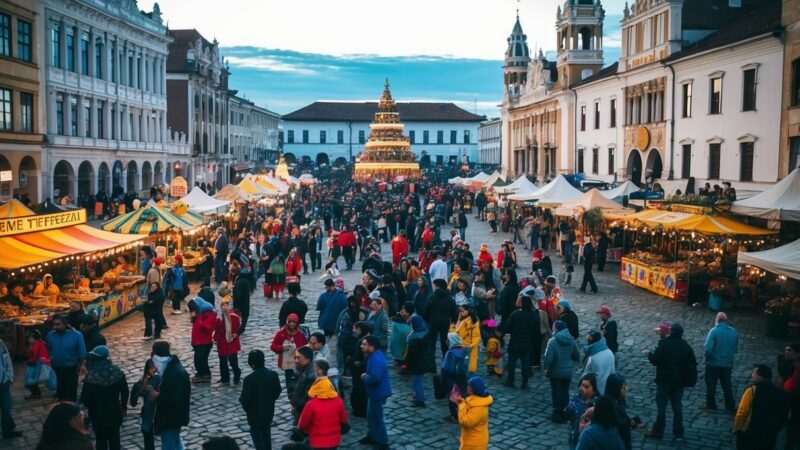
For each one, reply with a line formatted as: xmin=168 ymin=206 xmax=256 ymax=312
xmin=451 ymin=376 xmax=493 ymax=450
xmin=456 ymin=305 xmax=481 ymax=374
xmin=33 ymin=274 xmax=61 ymax=303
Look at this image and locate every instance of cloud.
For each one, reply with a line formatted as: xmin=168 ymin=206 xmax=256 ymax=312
xmin=225 ymin=56 xmax=320 ymax=76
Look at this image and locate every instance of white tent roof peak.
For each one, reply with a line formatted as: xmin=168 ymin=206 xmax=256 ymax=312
xmin=730 ymin=168 xmax=800 ymax=221
xmin=738 ymin=239 xmax=800 ymax=280
xmin=181 ymin=186 xmax=230 ymax=214
xmin=507 ymin=175 xmax=582 ymax=204
xmin=601 ymin=181 xmax=641 ymax=199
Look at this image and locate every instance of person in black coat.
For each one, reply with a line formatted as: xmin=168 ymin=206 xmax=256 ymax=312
xmin=423 ymin=279 xmax=458 ymax=358
xmin=143 ymin=282 xmax=165 ymax=339
xmin=231 ymin=261 xmax=251 ymax=335
xmin=240 ymin=350 xmax=282 ymax=450
xmin=596 ymin=232 xmax=609 ymax=272
xmin=348 ymin=321 xmax=371 ymax=418
xmin=579 ymin=238 xmax=598 ymax=293
xmin=557 ymin=301 xmax=580 ymax=340
xmin=503 ymin=296 xmax=539 ymax=389
xmin=80 ymin=345 xmax=129 ymax=450
xmin=645 ymin=323 xmax=697 ymax=440
xmin=497 ymin=269 xmax=520 ymax=326
xmin=80 ymin=314 xmax=107 ymax=352
xmin=278 ymin=283 xmax=308 ymax=327
xmin=150 ymin=341 xmax=191 ymax=446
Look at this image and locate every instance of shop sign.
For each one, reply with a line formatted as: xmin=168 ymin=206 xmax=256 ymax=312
xmin=170 ymin=176 xmax=188 ymax=197
xmin=0 ymin=170 xmax=12 ymax=182
xmin=620 ymin=257 xmax=678 ymax=300
xmin=668 ymin=204 xmax=709 ymax=215
xmin=0 ymin=209 xmax=86 ymax=237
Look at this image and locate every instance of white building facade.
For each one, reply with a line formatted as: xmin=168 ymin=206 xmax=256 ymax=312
xmin=282 ymin=102 xmax=483 ymax=167
xmin=478 ymin=118 xmax=502 ymax=165
xmin=38 ymin=0 xmax=189 ymax=200
xmin=228 ymin=94 xmax=280 ymax=180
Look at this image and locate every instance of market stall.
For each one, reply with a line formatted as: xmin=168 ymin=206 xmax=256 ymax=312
xmin=612 ymin=208 xmax=777 ymax=302
xmin=730 ymin=167 xmax=800 ymax=221
xmin=494 ymin=176 xmax=538 ymax=195
xmin=0 ymin=207 xmax=146 ymax=355
xmin=507 ymin=175 xmax=582 ymax=205
xmin=181 ymin=186 xmax=230 ymax=215
xmin=600 ymin=181 xmax=641 ymax=200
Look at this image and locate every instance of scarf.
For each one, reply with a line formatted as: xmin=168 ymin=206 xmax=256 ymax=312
xmin=152 ymin=355 xmax=171 ymax=374
xmin=222 ymin=312 xmax=234 ymax=343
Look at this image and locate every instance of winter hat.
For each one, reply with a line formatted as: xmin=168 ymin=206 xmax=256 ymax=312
xmin=553 ymin=320 xmax=567 ymax=332
xmin=597 ymin=305 xmax=612 ymax=315
xmin=369 ymin=290 xmax=382 ymax=300
xmin=296 ymin=346 xmax=313 ymax=361
xmin=486 ymin=319 xmax=497 ymax=328
xmin=519 ymin=286 xmax=535 ymax=299
xmin=152 ymin=258 xmax=163 ymax=266
xmin=545 ymin=275 xmax=557 ymax=285
xmin=588 ymin=329 xmax=602 ymax=344
xmin=468 ymin=376 xmax=489 ymax=397
xmin=367 ymin=269 xmax=382 ymax=282
xmin=88 ymin=345 xmax=109 ymax=359
xmin=480 ymin=244 xmax=489 ymax=252
xmin=753 ymin=364 xmax=773 ymax=380
xmin=558 ymin=299 xmax=572 ymax=310
xmin=654 ymin=322 xmax=671 ymax=333
xmin=173 ymin=254 xmax=183 ymax=264
xmin=533 ymin=288 xmax=546 ymax=301
xmin=286 ymin=313 xmax=300 ymax=323
xmin=323 ymin=279 xmax=335 ymax=287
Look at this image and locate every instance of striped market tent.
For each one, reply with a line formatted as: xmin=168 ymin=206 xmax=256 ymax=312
xmin=101 ymin=204 xmax=199 ymax=235
xmin=0 ymin=199 xmax=35 ymax=218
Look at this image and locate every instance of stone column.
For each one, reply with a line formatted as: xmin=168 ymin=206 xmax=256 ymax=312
xmin=114 ymin=101 xmax=122 ymax=140
xmin=139 ymin=50 xmax=146 ymax=91
xmin=103 ymin=100 xmax=111 ymax=139
xmin=123 ymin=104 xmax=131 ymax=140
xmin=87 ymin=29 xmax=96 ymax=78
xmin=131 ymin=46 xmax=138 ymax=89
xmin=102 ymin=36 xmax=110 ymax=81
xmin=120 ymin=41 xmax=128 ymax=86
xmin=64 ymin=93 xmax=73 ymax=136
xmin=89 ymin=97 xmax=98 ymax=138
xmin=48 ymin=90 xmax=58 ymax=134
xmin=60 ymin=21 xmax=67 ymax=70
xmin=76 ymin=95 xmax=86 ymax=137
xmin=132 ymin=108 xmax=139 ymax=141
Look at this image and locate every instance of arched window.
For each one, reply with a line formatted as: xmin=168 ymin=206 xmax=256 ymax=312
xmin=579 ymin=27 xmax=592 ymax=50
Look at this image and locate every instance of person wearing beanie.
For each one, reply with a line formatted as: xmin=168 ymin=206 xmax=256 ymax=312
xmin=405 ymin=315 xmax=433 ymax=407
xmin=557 ymin=300 xmax=580 ymax=340
xmin=605 ymin=373 xmax=641 ymax=450
xmin=188 ymin=297 xmax=217 ymax=383
xmin=298 ymin=373 xmax=349 ymax=450
xmin=451 ymin=376 xmax=493 ymax=450
xmin=213 ymin=301 xmax=242 ymax=385
xmin=270 ymin=313 xmax=308 ymax=396
xmin=80 ymin=345 xmax=129 ymax=450
xmin=733 ymin=364 xmax=788 ymax=450
xmin=502 ymin=296 xmax=539 ymax=390
xmin=700 ymin=311 xmax=738 ymax=413
xmin=544 ymin=320 xmax=580 ymax=423
xmin=597 ymin=306 xmax=618 ymax=354
xmin=484 ymin=320 xmax=504 ymax=377
xmin=441 ymin=333 xmax=469 ymax=423
xmin=163 ymin=254 xmax=189 ymax=314
xmin=291 ymin=346 xmax=316 ymax=424
xmin=359 ymin=335 xmax=392 ymax=450
xmin=582 ymin=329 xmax=616 ymax=395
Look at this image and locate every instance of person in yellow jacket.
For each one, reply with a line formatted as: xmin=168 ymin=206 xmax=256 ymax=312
xmin=484 ymin=320 xmax=504 ymax=377
xmin=33 ymin=274 xmax=61 ymax=303
xmin=451 ymin=376 xmax=493 ymax=450
xmin=732 ymin=364 xmax=788 ymax=450
xmin=455 ymin=305 xmax=481 ymax=374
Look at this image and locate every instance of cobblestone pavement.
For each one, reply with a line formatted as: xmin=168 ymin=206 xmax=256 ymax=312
xmin=2 ymin=218 xmax=791 ymax=450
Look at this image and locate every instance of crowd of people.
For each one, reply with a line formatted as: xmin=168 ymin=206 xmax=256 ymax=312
xmin=1 ymin=172 xmax=798 ymax=450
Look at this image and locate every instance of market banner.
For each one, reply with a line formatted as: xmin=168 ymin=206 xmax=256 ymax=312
xmin=171 ymin=176 xmax=188 ymax=197
xmin=620 ymin=257 xmax=679 ymax=300
xmin=0 ymin=209 xmax=86 ymax=237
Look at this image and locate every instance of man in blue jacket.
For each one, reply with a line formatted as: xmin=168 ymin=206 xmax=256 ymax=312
xmin=700 ymin=312 xmax=738 ymax=413
xmin=46 ymin=315 xmax=87 ymax=402
xmin=359 ymin=335 xmax=391 ymax=450
xmin=316 ymin=279 xmax=348 ymax=337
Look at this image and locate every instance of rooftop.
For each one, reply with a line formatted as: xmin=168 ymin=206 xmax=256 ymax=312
xmin=282 ymin=102 xmax=485 ymax=122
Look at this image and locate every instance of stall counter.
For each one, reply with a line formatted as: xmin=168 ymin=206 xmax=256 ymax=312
xmin=620 ymin=257 xmax=688 ymax=301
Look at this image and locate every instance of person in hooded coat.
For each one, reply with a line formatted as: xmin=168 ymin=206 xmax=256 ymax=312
xmin=558 ymin=300 xmax=580 ymax=340
xmin=441 ymin=333 xmax=469 ymax=423
xmin=503 ymin=296 xmax=539 ymax=389
xmin=406 ymin=315 xmax=433 ymax=407
xmin=575 ymin=395 xmax=626 ymax=450
xmin=544 ymin=321 xmax=580 ymax=423
xmin=150 ymin=340 xmax=191 ymax=450
xmin=80 ymin=345 xmax=129 ymax=450
xmin=298 ymin=368 xmax=349 ymax=450
xmin=188 ymin=297 xmax=217 ymax=383
xmin=453 ymin=376 xmax=494 ymax=450
xmin=583 ymin=330 xmax=615 ymax=395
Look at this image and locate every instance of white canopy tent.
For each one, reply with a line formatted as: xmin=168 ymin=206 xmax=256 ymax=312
xmin=494 ymin=176 xmax=538 ymax=195
xmin=653 ymin=179 xmax=689 ymax=198
xmin=481 ymin=171 xmax=506 ymax=188
xmin=448 ymin=176 xmax=465 ymax=185
xmin=466 ymin=172 xmax=490 ymax=184
xmin=738 ymin=239 xmax=800 ymax=280
xmin=730 ymin=168 xmax=800 ymax=221
xmin=181 ymin=186 xmax=230 ymax=214
xmin=600 ymin=181 xmax=641 ymax=199
xmin=508 ymin=175 xmax=583 ymax=205
xmin=554 ymin=188 xmax=633 ymax=217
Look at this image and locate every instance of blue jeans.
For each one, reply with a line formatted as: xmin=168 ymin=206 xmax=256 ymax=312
xmin=0 ymin=382 xmax=15 ymax=435
xmin=250 ymin=426 xmax=272 ymax=450
xmin=459 ymin=227 xmax=466 ymax=241
xmin=367 ymin=398 xmax=388 ymax=445
xmin=654 ymin=383 xmax=684 ymax=437
xmin=411 ymin=374 xmax=425 ymax=403
xmin=160 ymin=428 xmax=184 ymax=450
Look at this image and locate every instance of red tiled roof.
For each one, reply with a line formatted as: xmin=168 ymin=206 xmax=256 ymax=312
xmin=282 ymin=102 xmax=485 ymax=122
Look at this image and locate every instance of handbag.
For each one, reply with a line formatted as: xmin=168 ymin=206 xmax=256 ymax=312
xmin=433 ymin=373 xmax=446 ymax=400
xmin=286 ymin=275 xmax=300 ymax=284
xmin=44 ymin=363 xmax=57 ymax=391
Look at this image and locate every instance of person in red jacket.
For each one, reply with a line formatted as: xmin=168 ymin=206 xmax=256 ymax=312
xmin=24 ymin=329 xmax=50 ymax=399
xmin=298 ymin=359 xmax=349 ymax=449
xmin=286 ymin=248 xmax=303 ymax=287
xmin=390 ymin=230 xmax=410 ymax=269
xmin=270 ymin=313 xmax=308 ymax=394
xmin=420 ymin=224 xmax=434 ymax=250
xmin=188 ymin=297 xmax=217 ymax=383
xmin=213 ymin=301 xmax=241 ymax=384
xmin=478 ymin=244 xmax=494 ymax=267
xmin=338 ymin=227 xmax=357 ymax=271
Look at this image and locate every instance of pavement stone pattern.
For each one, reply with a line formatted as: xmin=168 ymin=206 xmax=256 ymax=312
xmin=1 ymin=218 xmax=792 ymax=449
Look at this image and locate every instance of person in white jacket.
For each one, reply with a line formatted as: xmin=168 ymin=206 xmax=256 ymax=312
xmin=582 ymin=329 xmax=615 ymax=395
xmin=0 ymin=339 xmax=21 ymax=439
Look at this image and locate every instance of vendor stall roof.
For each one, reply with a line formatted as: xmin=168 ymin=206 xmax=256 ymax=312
xmin=181 ymin=186 xmax=230 ymax=214
xmin=480 ymin=171 xmax=505 ymax=188
xmin=0 ymin=199 xmax=34 ymax=218
xmin=214 ymin=184 xmax=250 ymax=204
xmin=494 ymin=176 xmax=538 ymax=195
xmin=507 ymin=175 xmax=582 ymax=205
xmin=447 ymin=176 xmax=465 ymax=185
xmin=101 ymin=204 xmax=199 ymax=235
xmin=237 ymin=178 xmax=269 ymax=197
xmin=600 ymin=181 xmax=641 ymax=200
xmin=730 ymin=167 xmax=800 ymax=221
xmin=738 ymin=239 xmax=800 ymax=280
xmin=0 ymin=221 xmax=143 ymax=270
xmin=617 ymin=209 xmax=777 ymax=235
xmin=554 ymin=189 xmax=633 ymax=217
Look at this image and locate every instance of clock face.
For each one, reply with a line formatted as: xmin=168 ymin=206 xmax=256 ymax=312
xmin=635 ymin=126 xmax=650 ymax=151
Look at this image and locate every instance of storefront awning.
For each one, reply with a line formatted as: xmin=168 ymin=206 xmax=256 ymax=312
xmin=0 ymin=224 xmax=143 ymax=270
xmin=101 ymin=204 xmax=199 ymax=235
xmin=616 ymin=209 xmax=777 ymax=235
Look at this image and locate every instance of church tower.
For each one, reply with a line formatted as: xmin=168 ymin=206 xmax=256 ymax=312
xmin=555 ymin=0 xmax=605 ymax=89
xmin=504 ymin=12 xmax=531 ymax=101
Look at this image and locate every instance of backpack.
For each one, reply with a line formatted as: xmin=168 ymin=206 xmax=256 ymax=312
xmin=681 ymin=355 xmax=698 ymax=387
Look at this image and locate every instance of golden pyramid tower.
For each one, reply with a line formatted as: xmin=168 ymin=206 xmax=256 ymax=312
xmin=353 ymin=79 xmax=421 ymax=181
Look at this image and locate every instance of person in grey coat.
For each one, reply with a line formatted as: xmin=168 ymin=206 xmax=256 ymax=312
xmin=543 ymin=320 xmax=580 ymax=423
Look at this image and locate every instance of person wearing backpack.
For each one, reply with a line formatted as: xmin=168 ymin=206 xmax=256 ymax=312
xmin=645 ymin=322 xmax=697 ymax=441
xmin=163 ymin=255 xmax=189 ymax=315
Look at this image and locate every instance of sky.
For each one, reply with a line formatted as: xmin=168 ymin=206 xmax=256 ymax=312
xmin=155 ymin=0 xmax=626 ymax=117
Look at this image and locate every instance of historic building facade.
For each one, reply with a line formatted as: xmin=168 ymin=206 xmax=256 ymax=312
xmin=228 ymin=93 xmax=280 ymax=181
xmin=282 ymin=101 xmax=483 ymax=167
xmin=38 ymin=0 xmax=189 ymax=201
xmin=780 ymin=0 xmax=800 ymax=175
xmin=0 ymin=0 xmax=42 ymax=203
xmin=478 ymin=118 xmax=502 ymax=166
xmin=166 ymin=28 xmax=229 ymax=188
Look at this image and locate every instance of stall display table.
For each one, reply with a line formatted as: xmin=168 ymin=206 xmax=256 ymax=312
xmin=620 ymin=257 xmax=688 ymax=301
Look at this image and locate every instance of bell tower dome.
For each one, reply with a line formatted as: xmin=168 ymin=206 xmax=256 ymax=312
xmin=556 ymin=0 xmax=605 ymax=88
xmin=504 ymin=11 xmax=531 ymax=101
